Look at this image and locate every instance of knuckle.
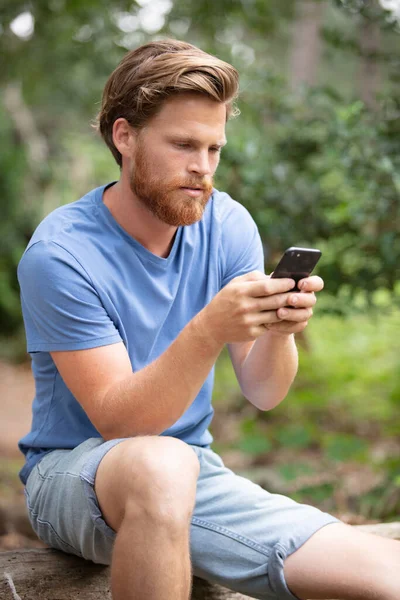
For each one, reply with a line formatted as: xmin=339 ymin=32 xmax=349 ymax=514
xmin=252 ymin=270 xmax=265 ymax=279
xmin=241 ymin=312 xmax=252 ymax=326
xmin=238 ymin=301 xmax=251 ymax=316
xmin=277 ymin=294 xmax=289 ymax=309
xmin=242 ymin=270 xmax=264 ymax=282
xmin=235 ymin=284 xmax=247 ymax=298
xmin=263 ymin=281 xmax=272 ymax=295
xmin=228 ymin=282 xmax=240 ymax=295
xmin=265 ymin=295 xmax=279 ymax=309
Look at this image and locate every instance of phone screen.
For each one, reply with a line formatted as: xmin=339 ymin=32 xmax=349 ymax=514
xmin=271 ymin=247 xmax=321 ymax=291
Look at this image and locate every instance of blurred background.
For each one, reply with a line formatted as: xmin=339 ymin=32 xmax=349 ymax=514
xmin=0 ymin=0 xmax=399 ymax=549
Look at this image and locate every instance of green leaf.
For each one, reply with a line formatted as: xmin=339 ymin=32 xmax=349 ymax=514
xmin=323 ymin=434 xmax=369 ymax=463
xmin=275 ymin=425 xmax=314 ymax=449
xmin=238 ymin=435 xmax=272 ymax=456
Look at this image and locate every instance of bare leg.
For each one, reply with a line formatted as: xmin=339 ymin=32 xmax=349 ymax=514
xmin=111 ymin=505 xmax=192 ymax=599
xmin=94 ymin=436 xmax=200 ymax=600
xmin=284 ymin=522 xmax=400 ymax=600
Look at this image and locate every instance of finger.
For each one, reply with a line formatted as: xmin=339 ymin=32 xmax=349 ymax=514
xmin=276 ymin=307 xmax=313 ymax=322
xmin=246 ymin=277 xmax=296 ymax=298
xmin=256 ymin=310 xmax=282 ymax=326
xmin=253 ymin=289 xmax=317 ymax=312
xmin=252 ymin=290 xmax=316 ymax=314
xmin=236 ymin=270 xmax=267 ymax=283
xmin=252 ymin=292 xmax=295 ymax=312
xmin=266 ymin=320 xmax=309 ymax=334
xmin=286 ymin=291 xmax=316 ymax=309
xmin=298 ymin=275 xmax=324 ymax=292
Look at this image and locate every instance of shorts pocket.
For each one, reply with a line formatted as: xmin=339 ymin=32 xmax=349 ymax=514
xmin=34 ymin=515 xmax=83 ymax=557
xmin=25 ymin=466 xmax=84 ymax=558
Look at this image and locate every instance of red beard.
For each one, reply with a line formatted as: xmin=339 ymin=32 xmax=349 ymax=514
xmin=130 ymin=145 xmax=213 ymax=227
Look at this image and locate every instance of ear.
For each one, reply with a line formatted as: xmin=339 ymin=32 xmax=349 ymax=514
xmin=112 ymin=118 xmax=138 ymax=161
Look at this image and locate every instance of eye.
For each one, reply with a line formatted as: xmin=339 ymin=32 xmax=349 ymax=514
xmin=209 ymin=147 xmax=221 ymax=154
xmin=175 ymin=142 xmax=190 ymax=149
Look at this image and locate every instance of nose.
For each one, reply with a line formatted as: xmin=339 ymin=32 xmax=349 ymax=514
xmin=188 ymin=150 xmax=211 ymax=177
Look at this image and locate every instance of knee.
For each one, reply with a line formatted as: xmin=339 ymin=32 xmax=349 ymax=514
xmin=124 ymin=437 xmax=200 ymax=528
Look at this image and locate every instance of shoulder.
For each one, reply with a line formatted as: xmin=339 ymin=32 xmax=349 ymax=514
xmin=18 ymin=184 xmax=108 ymax=282
xmin=25 ymin=184 xmax=106 ymax=251
xmin=210 ymin=189 xmax=258 ymax=243
xmin=211 ymin=188 xmax=255 ymax=225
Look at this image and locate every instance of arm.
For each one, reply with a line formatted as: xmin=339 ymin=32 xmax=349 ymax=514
xmin=51 ymin=271 xmax=298 ymax=439
xmin=228 ymin=332 xmax=298 ymax=410
xmin=228 ymin=275 xmax=323 ymax=410
xmin=19 ymin=241 xmax=226 ymax=441
xmin=51 ymin=316 xmax=224 ymax=441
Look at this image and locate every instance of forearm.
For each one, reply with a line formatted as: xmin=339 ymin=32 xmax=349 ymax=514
xmin=239 ymin=332 xmax=298 ymax=410
xmin=100 ymin=314 xmax=224 ymax=439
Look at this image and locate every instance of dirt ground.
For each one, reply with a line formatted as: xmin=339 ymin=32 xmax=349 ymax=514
xmin=0 ymin=360 xmax=34 ymax=459
xmin=0 ymin=360 xmax=45 ymax=550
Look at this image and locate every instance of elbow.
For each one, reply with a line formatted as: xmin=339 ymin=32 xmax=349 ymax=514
xmin=241 ymin=372 xmax=296 ymax=411
xmin=241 ymin=380 xmax=291 ymax=411
xmin=246 ymin=392 xmax=287 ymax=412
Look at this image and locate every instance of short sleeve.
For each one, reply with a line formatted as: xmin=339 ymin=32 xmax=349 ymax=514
xmin=219 ymin=198 xmax=265 ymax=288
xmin=17 ymin=240 xmax=122 ymax=352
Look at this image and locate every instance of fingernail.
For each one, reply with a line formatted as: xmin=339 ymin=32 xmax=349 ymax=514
xmin=299 ymin=281 xmax=306 ymax=290
xmin=291 ymin=295 xmax=298 ymax=305
xmin=280 ymin=309 xmax=288 ymax=317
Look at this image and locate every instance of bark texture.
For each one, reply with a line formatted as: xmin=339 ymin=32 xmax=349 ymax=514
xmin=289 ymin=0 xmax=324 ymax=91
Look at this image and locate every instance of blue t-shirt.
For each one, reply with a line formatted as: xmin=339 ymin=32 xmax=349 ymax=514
xmin=17 ymin=182 xmax=264 ymax=484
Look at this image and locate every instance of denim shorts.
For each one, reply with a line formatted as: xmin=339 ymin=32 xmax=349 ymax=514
xmin=24 ymin=437 xmax=340 ymax=600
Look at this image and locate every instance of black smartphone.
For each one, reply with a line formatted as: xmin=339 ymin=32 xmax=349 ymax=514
xmin=271 ymin=247 xmax=322 ymax=291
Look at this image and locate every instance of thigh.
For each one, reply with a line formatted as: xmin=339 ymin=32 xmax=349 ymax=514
xmin=283 ymin=520 xmax=400 ymax=600
xmin=25 ymin=435 xmax=200 ymax=565
xmin=190 ymin=447 xmax=340 ymax=600
xmin=25 ymin=437 xmax=126 ymax=564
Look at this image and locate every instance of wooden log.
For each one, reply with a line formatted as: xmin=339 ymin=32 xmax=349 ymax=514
xmin=1 ymin=522 xmax=399 ymax=600
xmin=0 ymin=549 xmax=252 ymax=600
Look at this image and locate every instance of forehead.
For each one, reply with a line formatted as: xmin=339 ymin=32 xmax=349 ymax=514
xmin=148 ymin=93 xmax=227 ymax=140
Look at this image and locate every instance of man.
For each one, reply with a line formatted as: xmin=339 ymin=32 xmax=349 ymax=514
xmin=18 ymin=39 xmax=399 ymax=600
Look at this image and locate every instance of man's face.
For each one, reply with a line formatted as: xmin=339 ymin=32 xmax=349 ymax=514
xmin=129 ymin=93 xmax=227 ymax=227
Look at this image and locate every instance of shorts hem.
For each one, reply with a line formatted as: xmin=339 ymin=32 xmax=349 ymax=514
xmin=269 ymin=517 xmax=341 ymax=600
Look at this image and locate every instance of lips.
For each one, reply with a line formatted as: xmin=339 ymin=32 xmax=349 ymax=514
xmin=180 ymin=187 xmax=205 ymax=197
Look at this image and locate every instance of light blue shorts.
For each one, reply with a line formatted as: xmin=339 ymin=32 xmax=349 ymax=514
xmin=24 ymin=437 xmax=340 ymax=600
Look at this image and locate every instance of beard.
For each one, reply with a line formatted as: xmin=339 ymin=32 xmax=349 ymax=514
xmin=129 ymin=142 xmax=214 ymax=227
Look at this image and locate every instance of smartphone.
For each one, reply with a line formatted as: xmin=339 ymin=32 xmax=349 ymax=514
xmin=271 ymin=247 xmax=322 ymax=291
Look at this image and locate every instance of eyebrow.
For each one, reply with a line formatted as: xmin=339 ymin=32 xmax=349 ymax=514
xmin=169 ymin=135 xmax=227 ymax=148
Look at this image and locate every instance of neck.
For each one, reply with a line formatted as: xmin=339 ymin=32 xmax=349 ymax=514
xmin=103 ymin=176 xmax=178 ymax=259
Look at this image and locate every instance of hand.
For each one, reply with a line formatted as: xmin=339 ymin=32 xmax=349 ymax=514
xmin=265 ymin=275 xmax=324 ymax=335
xmin=199 ymin=270 xmax=298 ymax=344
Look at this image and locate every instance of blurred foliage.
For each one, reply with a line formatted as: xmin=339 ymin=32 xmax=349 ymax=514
xmin=0 ymin=0 xmax=399 ymax=351
xmin=0 ymin=104 xmax=28 ymax=335
xmin=219 ymin=86 xmax=400 ymax=309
